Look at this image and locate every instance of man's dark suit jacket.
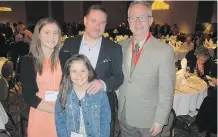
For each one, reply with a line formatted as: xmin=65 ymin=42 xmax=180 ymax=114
xmin=59 ymin=35 xmax=123 ymax=93
xmin=59 ymin=35 xmax=124 ymax=123
xmin=10 ymin=41 xmax=30 ymax=70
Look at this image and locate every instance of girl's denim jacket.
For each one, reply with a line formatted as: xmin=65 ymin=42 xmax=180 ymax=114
xmin=55 ymin=89 xmax=111 ymax=137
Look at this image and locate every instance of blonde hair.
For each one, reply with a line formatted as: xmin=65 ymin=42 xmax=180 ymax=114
xmin=17 ymin=24 xmax=26 ymax=34
xmin=24 ymin=30 xmax=33 ymax=44
xmin=29 ymin=18 xmax=62 ymax=75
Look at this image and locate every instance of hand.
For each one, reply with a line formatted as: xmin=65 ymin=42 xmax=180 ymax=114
xmin=87 ymin=79 xmax=104 ymax=94
xmin=211 ymin=78 xmax=217 ymax=86
xmin=37 ymin=101 xmax=54 ymax=113
xmin=149 ymin=124 xmax=162 ymax=136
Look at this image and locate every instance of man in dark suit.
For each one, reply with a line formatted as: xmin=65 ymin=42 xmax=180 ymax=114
xmin=9 ymin=34 xmax=30 ymax=70
xmin=59 ymin=4 xmax=124 ymax=137
xmin=4 ymin=22 xmax=13 ymax=39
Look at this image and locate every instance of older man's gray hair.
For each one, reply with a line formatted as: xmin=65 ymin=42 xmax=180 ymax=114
xmin=128 ymin=1 xmax=153 ymax=16
xmin=195 ymin=48 xmax=210 ymax=59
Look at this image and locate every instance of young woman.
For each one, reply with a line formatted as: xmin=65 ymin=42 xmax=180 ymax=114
xmin=20 ymin=18 xmax=62 ymax=137
xmin=55 ymin=54 xmax=111 ymax=137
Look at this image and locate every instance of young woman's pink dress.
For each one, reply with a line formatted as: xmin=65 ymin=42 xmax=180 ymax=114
xmin=28 ymin=59 xmax=62 ymax=137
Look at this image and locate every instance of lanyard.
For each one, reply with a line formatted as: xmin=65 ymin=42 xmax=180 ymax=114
xmin=132 ymin=33 xmax=151 ymax=66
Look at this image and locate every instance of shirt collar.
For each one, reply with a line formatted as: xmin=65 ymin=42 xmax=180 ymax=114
xmin=81 ymin=34 xmax=102 ymax=49
xmin=136 ymin=36 xmax=147 ymax=49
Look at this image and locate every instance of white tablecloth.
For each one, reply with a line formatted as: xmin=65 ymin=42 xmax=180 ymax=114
xmin=0 ymin=102 xmax=8 ymax=129
xmin=173 ymin=75 xmax=208 ymax=116
xmin=174 ymin=48 xmax=189 ymax=62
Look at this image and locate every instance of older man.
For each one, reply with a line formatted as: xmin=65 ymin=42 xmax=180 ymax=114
xmin=118 ymin=1 xmax=176 ymax=137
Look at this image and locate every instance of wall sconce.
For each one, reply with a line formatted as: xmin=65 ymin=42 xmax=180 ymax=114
xmin=0 ymin=7 xmax=12 ymax=11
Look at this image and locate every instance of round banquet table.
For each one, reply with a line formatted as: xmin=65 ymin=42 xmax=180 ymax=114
xmin=0 ymin=102 xmax=8 ymax=130
xmin=174 ymin=48 xmax=189 ymax=62
xmin=173 ymin=75 xmax=208 ymax=116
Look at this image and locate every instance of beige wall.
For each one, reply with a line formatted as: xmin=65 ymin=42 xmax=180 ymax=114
xmin=63 ymin=1 xmax=127 ymax=29
xmin=0 ymin=1 xmax=209 ymax=34
xmin=0 ymin=1 xmax=26 ymax=24
xmin=64 ymin=1 xmax=83 ymax=23
xmin=211 ymin=2 xmax=217 ymax=23
xmin=102 ymin=1 xmax=127 ymax=29
xmin=153 ymin=1 xmax=198 ymax=34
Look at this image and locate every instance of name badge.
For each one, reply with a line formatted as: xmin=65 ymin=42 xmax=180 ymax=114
xmin=71 ymin=132 xmax=83 ymax=137
xmin=45 ymin=91 xmax=58 ymax=102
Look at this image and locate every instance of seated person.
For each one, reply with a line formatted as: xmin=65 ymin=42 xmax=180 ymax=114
xmin=196 ymin=58 xmax=217 ymax=137
xmin=9 ymin=34 xmax=30 ymax=70
xmin=171 ymin=24 xmax=179 ymax=35
xmin=180 ymin=36 xmax=194 ymax=51
xmin=185 ymin=47 xmax=211 ymax=78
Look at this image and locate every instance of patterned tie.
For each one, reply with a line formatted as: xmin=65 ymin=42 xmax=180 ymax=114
xmin=130 ymin=43 xmax=140 ymax=76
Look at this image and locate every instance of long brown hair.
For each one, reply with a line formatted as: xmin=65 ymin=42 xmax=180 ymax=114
xmin=59 ymin=54 xmax=96 ymax=111
xmin=29 ymin=18 xmax=62 ymax=75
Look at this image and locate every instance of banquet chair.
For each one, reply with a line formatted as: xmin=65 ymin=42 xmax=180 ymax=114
xmin=175 ymin=115 xmax=196 ymax=134
xmin=0 ymin=58 xmax=18 ymax=130
xmin=161 ymin=108 xmax=177 ymax=137
xmin=20 ymin=107 xmax=29 ymax=137
xmin=0 ymin=57 xmax=19 ymax=95
xmin=0 ymin=129 xmax=11 ymax=137
xmin=169 ymin=109 xmax=177 ymax=137
xmin=0 ymin=76 xmax=17 ymax=130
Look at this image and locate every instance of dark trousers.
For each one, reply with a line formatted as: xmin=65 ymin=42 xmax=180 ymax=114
xmin=107 ymin=92 xmax=118 ymax=137
xmin=196 ymin=86 xmax=217 ymax=135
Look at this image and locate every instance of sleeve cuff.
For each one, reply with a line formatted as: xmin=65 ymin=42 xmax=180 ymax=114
xmin=100 ymin=80 xmax=107 ymax=91
xmin=32 ymin=98 xmax=42 ymax=109
xmin=154 ymin=122 xmax=162 ymax=128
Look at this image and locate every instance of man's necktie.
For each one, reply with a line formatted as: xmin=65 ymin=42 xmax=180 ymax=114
xmin=130 ymin=43 xmax=140 ymax=76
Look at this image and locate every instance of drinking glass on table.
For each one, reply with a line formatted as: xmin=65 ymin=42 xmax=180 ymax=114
xmin=184 ymin=66 xmax=191 ymax=79
xmin=186 ymin=66 xmax=190 ymax=73
xmin=194 ymin=69 xmax=197 ymax=75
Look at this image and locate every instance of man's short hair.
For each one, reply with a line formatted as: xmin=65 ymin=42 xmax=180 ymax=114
xmin=128 ymin=1 xmax=152 ymax=16
xmin=86 ymin=4 xmax=107 ymax=17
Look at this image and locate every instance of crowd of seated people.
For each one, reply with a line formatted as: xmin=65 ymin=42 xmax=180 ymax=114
xmin=61 ymin=21 xmax=85 ymax=37
xmin=0 ymin=17 xmax=217 ymax=137
xmin=60 ymin=21 xmax=184 ymax=41
xmin=0 ymin=22 xmax=32 ymax=70
xmin=1 ymin=20 xmax=217 ymax=67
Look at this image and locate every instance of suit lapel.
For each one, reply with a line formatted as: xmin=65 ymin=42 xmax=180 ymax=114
xmin=71 ymin=35 xmax=83 ymax=55
xmin=122 ymin=38 xmax=132 ymax=81
xmin=95 ymin=37 xmax=107 ymax=72
xmin=131 ymin=36 xmax=153 ymax=77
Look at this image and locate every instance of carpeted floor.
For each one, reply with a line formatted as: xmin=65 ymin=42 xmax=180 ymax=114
xmin=3 ymin=92 xmax=217 ymax=137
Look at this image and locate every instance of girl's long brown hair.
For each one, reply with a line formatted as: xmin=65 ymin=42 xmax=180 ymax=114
xmin=29 ymin=18 xmax=62 ymax=75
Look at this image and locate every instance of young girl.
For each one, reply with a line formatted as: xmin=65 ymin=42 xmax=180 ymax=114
xmin=55 ymin=54 xmax=111 ymax=137
xmin=20 ymin=18 xmax=62 ymax=137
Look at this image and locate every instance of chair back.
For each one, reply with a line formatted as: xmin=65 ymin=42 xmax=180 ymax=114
xmin=0 ymin=130 xmax=11 ymax=137
xmin=161 ymin=108 xmax=176 ymax=137
xmin=0 ymin=76 xmax=8 ymax=101
xmin=0 ymin=57 xmax=13 ymax=79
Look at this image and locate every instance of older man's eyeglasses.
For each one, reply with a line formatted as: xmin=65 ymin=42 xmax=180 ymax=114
xmin=128 ymin=15 xmax=151 ymax=23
